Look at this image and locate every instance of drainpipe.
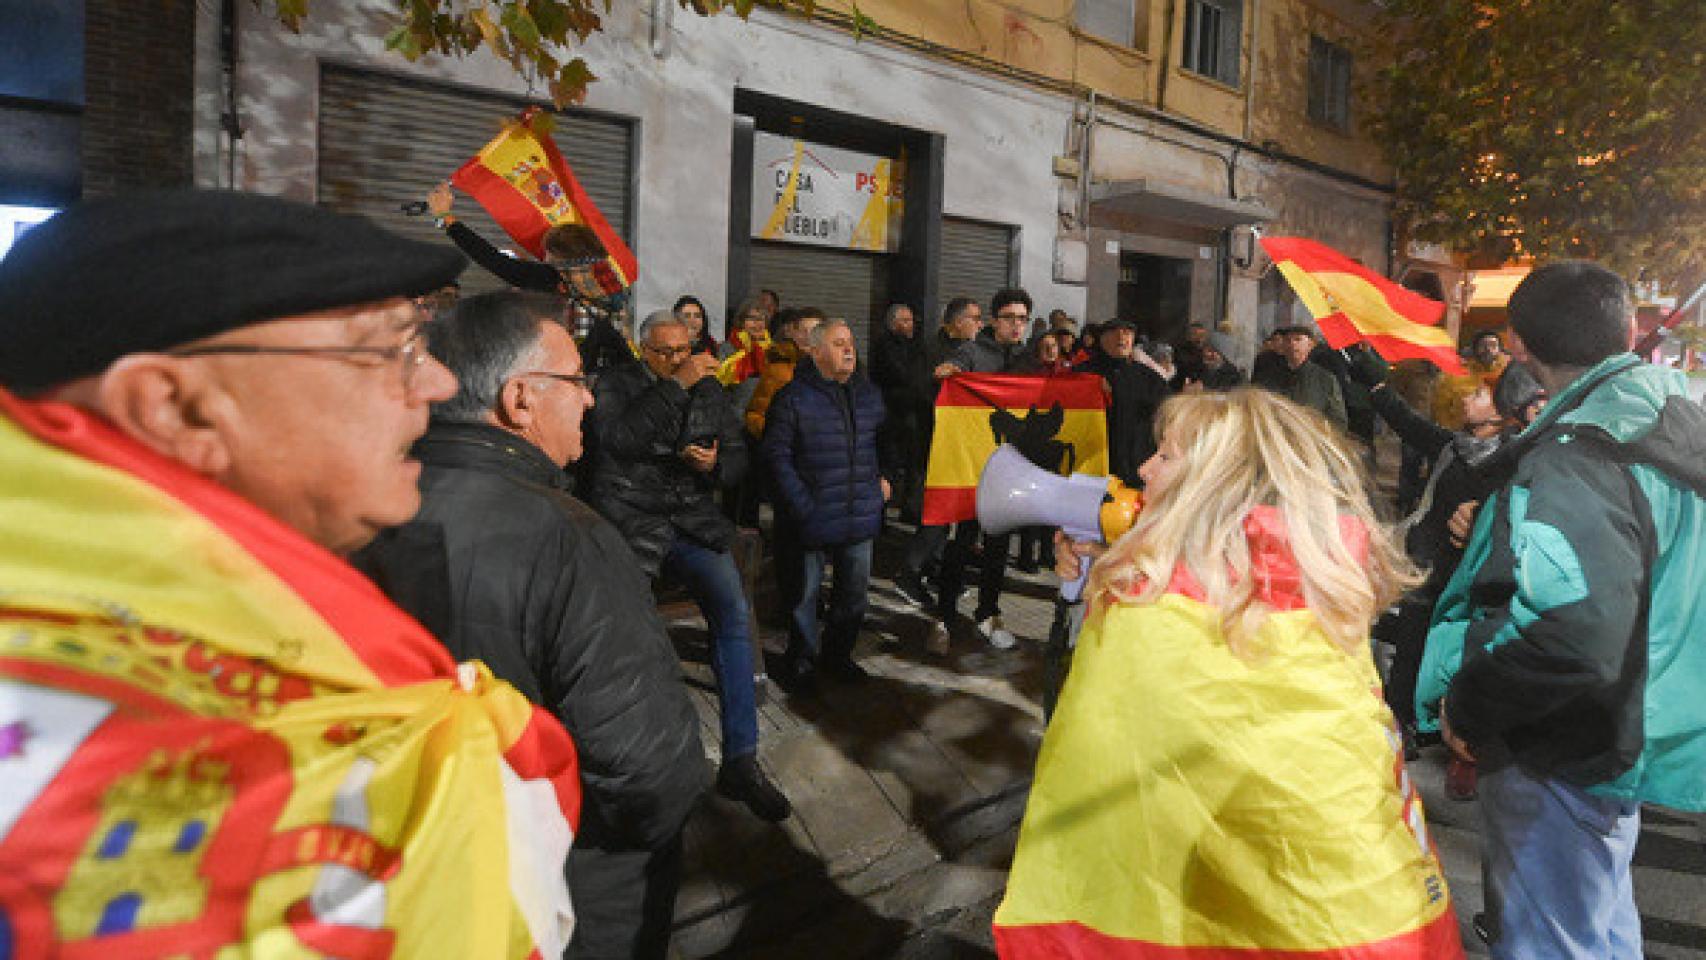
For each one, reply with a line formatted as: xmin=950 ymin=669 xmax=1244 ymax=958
xmin=1242 ymin=0 xmax=1260 ymax=142
xmin=1076 ymin=90 xmax=1097 ymax=231
xmin=220 ymin=0 xmax=242 ymax=189
xmin=650 ymin=0 xmax=672 ymax=58
xmin=1157 ymin=0 xmax=1177 ymax=113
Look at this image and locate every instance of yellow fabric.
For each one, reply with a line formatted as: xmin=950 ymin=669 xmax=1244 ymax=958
xmin=0 ymin=410 xmax=574 ymax=958
xmin=996 ymin=595 xmax=1451 ymax=951
xmin=924 ymin=406 xmax=1109 ymax=489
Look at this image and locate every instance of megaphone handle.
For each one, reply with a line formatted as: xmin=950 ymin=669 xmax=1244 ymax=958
xmin=1060 ymin=564 xmax=1090 ymax=603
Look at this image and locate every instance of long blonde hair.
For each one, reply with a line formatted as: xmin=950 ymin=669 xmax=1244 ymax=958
xmin=1087 ymin=388 xmax=1420 ymax=657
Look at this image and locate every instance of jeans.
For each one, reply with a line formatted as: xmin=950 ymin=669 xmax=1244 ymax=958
xmin=787 ymin=539 xmax=874 ymax=664
xmin=1479 ymin=762 xmax=1642 ymax=960
xmin=660 ymin=537 xmax=759 ymax=759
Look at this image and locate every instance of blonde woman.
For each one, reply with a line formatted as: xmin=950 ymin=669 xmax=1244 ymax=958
xmin=994 ymin=388 xmax=1465 ymax=959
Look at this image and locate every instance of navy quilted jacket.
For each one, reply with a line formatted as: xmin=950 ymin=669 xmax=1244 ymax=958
xmin=762 ymin=358 xmax=887 ymax=547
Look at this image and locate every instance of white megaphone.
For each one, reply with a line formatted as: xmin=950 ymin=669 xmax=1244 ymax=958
xmin=976 ymin=444 xmax=1142 ymax=601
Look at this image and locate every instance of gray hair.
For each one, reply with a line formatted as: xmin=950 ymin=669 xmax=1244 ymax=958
xmin=637 ymin=309 xmax=687 ymax=343
xmin=883 ymin=302 xmax=914 ymax=328
xmin=807 ymin=318 xmax=851 ymax=350
xmin=427 ymin=291 xmax=559 ymax=423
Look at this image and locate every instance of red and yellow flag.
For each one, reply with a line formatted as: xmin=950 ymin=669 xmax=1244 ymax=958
xmin=452 ymin=106 xmax=637 ymax=292
xmin=922 ymin=373 xmax=1108 ymax=525
xmin=0 ymin=390 xmax=581 ymax=959
xmin=995 ymin=508 xmax=1464 ymax=958
xmin=1261 ymin=236 xmax=1465 ymax=375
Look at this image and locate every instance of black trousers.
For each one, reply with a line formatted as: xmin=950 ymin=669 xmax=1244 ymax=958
xmin=1376 ymin=596 xmax=1434 ymax=728
xmin=566 ymin=834 xmax=684 ymax=960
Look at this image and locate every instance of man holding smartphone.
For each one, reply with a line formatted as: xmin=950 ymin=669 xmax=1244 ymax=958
xmin=588 ymin=310 xmax=791 ymax=823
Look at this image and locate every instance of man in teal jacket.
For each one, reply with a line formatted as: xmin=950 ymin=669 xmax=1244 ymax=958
xmin=1416 ymin=261 xmax=1706 ymax=959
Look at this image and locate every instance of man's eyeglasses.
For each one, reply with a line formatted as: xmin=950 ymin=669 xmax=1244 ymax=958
xmin=516 ymin=371 xmax=598 ymax=392
xmin=644 ymin=344 xmax=694 ymax=360
xmin=995 ymin=311 xmax=1030 ymax=322
xmin=170 ymin=316 xmax=432 ymax=388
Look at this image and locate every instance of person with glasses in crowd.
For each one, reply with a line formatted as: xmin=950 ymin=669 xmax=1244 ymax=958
xmin=0 ymin=191 xmax=589 ymax=958
xmin=587 ymin=310 xmax=793 ymax=825
xmin=354 ymin=292 xmax=707 ymax=959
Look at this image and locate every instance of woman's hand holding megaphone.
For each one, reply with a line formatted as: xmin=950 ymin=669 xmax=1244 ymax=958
xmin=1053 ymin=531 xmax=1106 ymax=581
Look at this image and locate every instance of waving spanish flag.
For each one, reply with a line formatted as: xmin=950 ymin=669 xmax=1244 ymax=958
xmin=452 ymin=107 xmax=637 ymax=293
xmin=995 ymin=510 xmax=1464 ymax=958
xmin=922 ymin=373 xmax=1108 ymax=525
xmin=1262 ymin=236 xmax=1464 ymax=375
xmin=0 ymin=390 xmax=580 ymax=959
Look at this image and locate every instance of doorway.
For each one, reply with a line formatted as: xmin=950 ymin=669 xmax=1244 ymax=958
xmin=1116 ymin=252 xmax=1193 ymax=343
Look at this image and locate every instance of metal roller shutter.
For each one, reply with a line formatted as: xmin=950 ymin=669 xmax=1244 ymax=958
xmin=749 ymin=241 xmax=890 ymax=359
xmin=317 ymin=64 xmax=633 ymax=296
xmin=937 ymin=217 xmax=1016 ymax=315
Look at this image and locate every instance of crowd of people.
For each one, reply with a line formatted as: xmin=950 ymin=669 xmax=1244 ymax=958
xmin=3 ymin=187 xmax=1702 ymax=960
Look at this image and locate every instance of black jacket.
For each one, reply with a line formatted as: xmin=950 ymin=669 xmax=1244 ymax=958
xmin=1080 ymin=350 xmax=1170 ymax=488
xmin=763 ymin=359 xmax=887 ymax=547
xmin=869 ymin=327 xmax=933 ymax=415
xmin=587 ymin=361 xmax=747 ymax=574
xmin=352 ymin=422 xmax=708 ymax=851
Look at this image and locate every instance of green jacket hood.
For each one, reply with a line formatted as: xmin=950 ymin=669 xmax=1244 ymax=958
xmin=1546 ymin=355 xmax=1706 ymax=495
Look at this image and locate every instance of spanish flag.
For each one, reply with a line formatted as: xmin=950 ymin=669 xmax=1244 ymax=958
xmin=0 ymin=390 xmax=581 ymax=958
xmin=922 ymin=373 xmax=1108 ymax=525
xmin=452 ymin=106 xmax=637 ymax=293
xmin=995 ymin=508 xmax=1464 ymax=958
xmin=1261 ymin=236 xmax=1465 ymax=375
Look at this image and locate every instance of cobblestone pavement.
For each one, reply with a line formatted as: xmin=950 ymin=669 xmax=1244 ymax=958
xmin=660 ymin=511 xmax=1706 ymax=959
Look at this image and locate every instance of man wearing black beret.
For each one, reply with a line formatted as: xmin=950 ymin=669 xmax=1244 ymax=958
xmin=0 ymin=191 xmax=587 ymax=957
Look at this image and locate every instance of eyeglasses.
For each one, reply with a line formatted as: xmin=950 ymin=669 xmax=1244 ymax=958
xmin=170 ymin=315 xmax=432 ymax=388
xmin=516 ymin=370 xmax=598 ymax=392
xmin=644 ymin=343 xmax=694 ymax=359
xmin=995 ymin=311 xmax=1029 ymax=322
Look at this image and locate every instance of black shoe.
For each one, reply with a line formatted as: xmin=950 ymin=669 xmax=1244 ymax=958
xmin=773 ymin=657 xmax=817 ymax=697
xmin=820 ymin=657 xmax=869 ymax=683
xmin=717 ymin=754 xmax=792 ymax=822
xmin=894 ymin=575 xmax=934 ymax=609
xmin=1401 ymin=723 xmax=1420 ymax=761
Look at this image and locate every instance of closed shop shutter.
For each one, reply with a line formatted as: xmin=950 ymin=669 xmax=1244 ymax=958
xmin=937 ymin=217 xmax=1015 ymax=314
xmin=317 ymin=64 xmax=633 ymax=296
xmin=749 ymin=241 xmax=890 ymax=359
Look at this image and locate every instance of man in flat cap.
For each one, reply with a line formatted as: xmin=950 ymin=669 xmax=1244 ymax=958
xmin=0 ymin=191 xmax=583 ymax=958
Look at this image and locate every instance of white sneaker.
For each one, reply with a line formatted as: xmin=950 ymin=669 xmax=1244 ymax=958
xmin=978 ymin=616 xmax=1017 ymax=650
xmin=926 ymin=622 xmax=951 ymax=657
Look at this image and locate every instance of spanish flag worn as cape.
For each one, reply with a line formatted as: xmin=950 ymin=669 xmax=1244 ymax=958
xmin=995 ymin=506 xmax=1464 ymax=959
xmin=0 ymin=390 xmax=581 ymax=959
xmin=452 ymin=107 xmax=638 ymax=297
xmin=922 ymin=373 xmax=1109 ymax=525
xmin=1261 ymin=236 xmax=1465 ymax=375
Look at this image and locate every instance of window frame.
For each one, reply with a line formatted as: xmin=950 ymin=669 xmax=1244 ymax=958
xmin=1307 ymin=33 xmax=1354 ymax=132
xmin=1181 ymin=0 xmax=1243 ymax=88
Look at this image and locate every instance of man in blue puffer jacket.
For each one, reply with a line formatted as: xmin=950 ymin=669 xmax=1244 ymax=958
xmin=1417 ymin=261 xmax=1706 ymax=959
xmin=762 ymin=319 xmax=888 ymax=691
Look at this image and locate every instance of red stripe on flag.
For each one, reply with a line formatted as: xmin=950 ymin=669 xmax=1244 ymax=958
xmin=452 ymin=158 xmax=557 ymax=262
xmin=503 ymin=712 xmax=584 ymax=829
xmin=994 ymin=907 xmax=1464 ymax=959
xmin=1316 ymin=313 xmax=1465 ymax=373
xmin=937 ymin=372 xmax=1108 ymax=411
xmin=921 ymin=486 xmax=977 ymax=527
xmin=0 ymin=392 xmax=456 ymax=687
xmin=533 ymin=118 xmax=639 ymax=284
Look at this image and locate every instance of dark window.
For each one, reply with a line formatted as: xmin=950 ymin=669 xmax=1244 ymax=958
xmin=0 ymin=0 xmax=84 ymax=105
xmin=1308 ymin=35 xmax=1354 ymax=131
xmin=1182 ymin=0 xmax=1243 ymax=87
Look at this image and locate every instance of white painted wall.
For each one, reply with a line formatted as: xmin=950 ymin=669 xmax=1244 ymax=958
xmin=210 ymin=1 xmax=1089 ymax=323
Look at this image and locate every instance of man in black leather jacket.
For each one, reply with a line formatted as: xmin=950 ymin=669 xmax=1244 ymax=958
xmin=353 ymin=292 xmax=706 ymax=959
xmin=587 ymin=310 xmax=791 ymax=824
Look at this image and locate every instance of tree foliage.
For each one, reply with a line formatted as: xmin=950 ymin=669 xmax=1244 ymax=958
xmin=1366 ymin=0 xmax=1706 ymax=279
xmin=260 ymin=1 xmax=868 ymax=107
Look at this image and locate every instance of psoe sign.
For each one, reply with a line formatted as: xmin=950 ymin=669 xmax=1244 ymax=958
xmin=751 ymin=132 xmax=903 ymax=252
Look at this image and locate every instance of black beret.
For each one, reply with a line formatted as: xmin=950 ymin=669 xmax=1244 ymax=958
xmin=1099 ymin=318 xmax=1137 ymax=332
xmin=0 ymin=189 xmax=466 ymax=394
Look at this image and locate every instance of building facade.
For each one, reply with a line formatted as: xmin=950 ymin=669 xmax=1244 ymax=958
xmin=168 ymin=1 xmax=1420 ymax=359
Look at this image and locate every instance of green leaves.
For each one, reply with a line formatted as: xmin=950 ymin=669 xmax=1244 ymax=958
xmin=1368 ymin=0 xmax=1706 ymax=279
xmin=259 ymin=0 xmax=831 ymax=106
